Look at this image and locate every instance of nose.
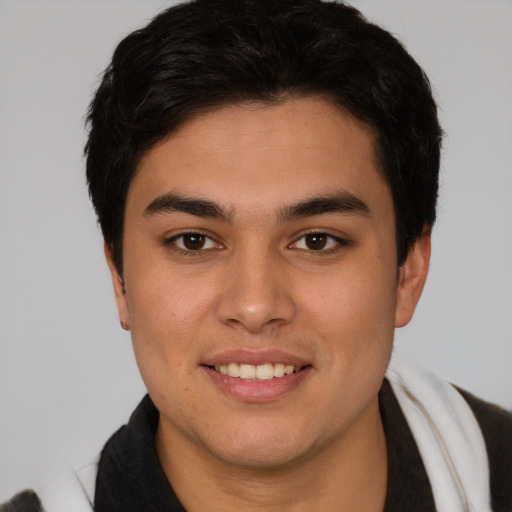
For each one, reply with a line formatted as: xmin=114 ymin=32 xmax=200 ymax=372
xmin=215 ymin=246 xmax=296 ymax=334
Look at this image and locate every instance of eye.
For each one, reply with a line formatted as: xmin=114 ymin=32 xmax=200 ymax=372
xmin=169 ymin=232 xmax=219 ymax=252
xmin=291 ymin=233 xmax=346 ymax=251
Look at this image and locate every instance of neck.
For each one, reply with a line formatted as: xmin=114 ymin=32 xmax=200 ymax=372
xmin=156 ymin=398 xmax=388 ymax=512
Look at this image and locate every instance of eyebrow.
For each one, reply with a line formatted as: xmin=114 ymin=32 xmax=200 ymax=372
xmin=277 ymin=192 xmax=370 ymax=222
xmin=143 ymin=190 xmax=369 ymax=223
xmin=144 ymin=193 xmax=232 ymax=222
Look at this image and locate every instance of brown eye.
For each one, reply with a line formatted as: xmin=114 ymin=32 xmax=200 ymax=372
xmin=182 ymin=233 xmax=205 ymax=250
xmin=304 ymin=233 xmax=328 ymax=250
xmin=168 ymin=232 xmax=220 ymax=253
xmin=290 ymin=232 xmax=346 ymax=252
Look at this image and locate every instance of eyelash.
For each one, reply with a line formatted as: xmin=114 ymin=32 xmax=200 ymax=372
xmin=164 ymin=231 xmax=349 ymax=256
xmin=289 ymin=231 xmax=349 ymax=254
xmin=164 ymin=232 xmax=222 ymax=256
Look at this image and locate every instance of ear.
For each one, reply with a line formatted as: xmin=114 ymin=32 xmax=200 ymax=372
xmin=104 ymin=243 xmax=130 ymax=330
xmin=395 ymin=227 xmax=431 ymax=328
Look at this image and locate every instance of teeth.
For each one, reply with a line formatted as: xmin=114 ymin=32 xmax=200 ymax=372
xmin=216 ymin=362 xmax=302 ymax=380
xmin=227 ymin=362 xmax=240 ymax=378
xmin=256 ymin=363 xmax=274 ymax=380
xmin=239 ymin=364 xmax=256 ymax=380
xmin=273 ymin=363 xmax=285 ymax=378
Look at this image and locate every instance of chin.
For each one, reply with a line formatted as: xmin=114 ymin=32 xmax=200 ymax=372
xmin=199 ymin=422 xmax=318 ymax=470
xmin=212 ymin=443 xmax=306 ymax=471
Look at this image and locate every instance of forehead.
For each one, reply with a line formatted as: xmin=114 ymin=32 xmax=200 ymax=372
xmin=129 ymin=97 xmax=389 ymax=219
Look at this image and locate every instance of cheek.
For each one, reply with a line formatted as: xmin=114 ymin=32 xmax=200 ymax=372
xmin=128 ymin=261 xmax=214 ymax=330
xmin=297 ymin=255 xmax=397 ymax=403
xmin=125 ymin=268 xmax=216 ymax=380
xmin=299 ymin=258 xmax=397 ymax=340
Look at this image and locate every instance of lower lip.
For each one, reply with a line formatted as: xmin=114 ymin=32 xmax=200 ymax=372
xmin=203 ymin=366 xmax=312 ymax=403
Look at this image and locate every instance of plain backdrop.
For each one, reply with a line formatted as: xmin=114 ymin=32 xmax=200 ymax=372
xmin=1 ymin=0 xmax=511 ymax=499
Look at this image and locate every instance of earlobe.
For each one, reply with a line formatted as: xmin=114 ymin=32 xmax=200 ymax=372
xmin=394 ymin=228 xmax=431 ymax=328
xmin=104 ymin=243 xmax=131 ymax=331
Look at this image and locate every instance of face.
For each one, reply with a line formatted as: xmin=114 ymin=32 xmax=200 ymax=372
xmin=108 ymin=97 xmax=429 ymax=470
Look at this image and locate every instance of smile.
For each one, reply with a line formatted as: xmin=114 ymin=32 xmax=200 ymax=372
xmin=208 ymin=363 xmax=303 ymax=380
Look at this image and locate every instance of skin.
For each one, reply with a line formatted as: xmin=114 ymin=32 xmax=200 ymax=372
xmin=106 ymin=97 xmax=430 ymax=511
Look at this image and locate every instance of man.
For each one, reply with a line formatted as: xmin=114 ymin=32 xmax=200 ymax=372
xmin=2 ymin=0 xmax=511 ymax=511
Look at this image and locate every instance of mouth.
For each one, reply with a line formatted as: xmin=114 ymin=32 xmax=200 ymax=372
xmin=206 ymin=362 xmax=307 ymax=381
xmin=202 ymin=350 xmax=312 ymax=401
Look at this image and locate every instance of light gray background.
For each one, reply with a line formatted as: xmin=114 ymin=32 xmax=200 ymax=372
xmin=1 ymin=0 xmax=511 ymax=499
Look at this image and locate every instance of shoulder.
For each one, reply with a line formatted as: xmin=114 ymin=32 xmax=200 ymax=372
xmin=386 ymin=355 xmax=510 ymax=511
xmin=0 ymin=490 xmax=43 ymax=512
xmin=457 ymin=388 xmax=512 ymax=512
xmin=459 ymin=387 xmax=512 ymax=447
xmin=1 ymin=459 xmax=97 ymax=512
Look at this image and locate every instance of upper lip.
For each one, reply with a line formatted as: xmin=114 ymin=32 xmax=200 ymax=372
xmin=202 ymin=349 xmax=311 ymax=367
